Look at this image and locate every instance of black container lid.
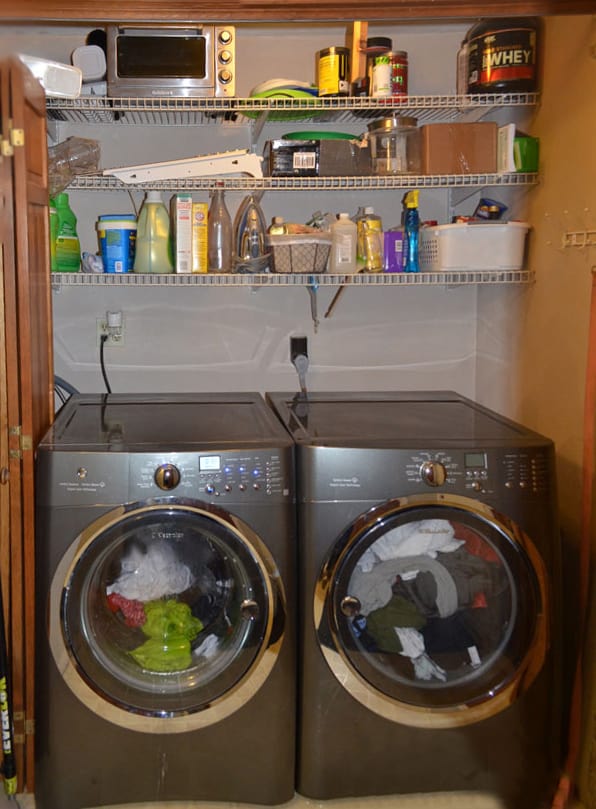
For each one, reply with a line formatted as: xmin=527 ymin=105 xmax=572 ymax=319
xmin=364 ymin=36 xmax=392 ymax=53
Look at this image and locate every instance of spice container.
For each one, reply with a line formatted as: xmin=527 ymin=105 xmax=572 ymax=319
xmin=367 ymin=116 xmax=421 ymax=175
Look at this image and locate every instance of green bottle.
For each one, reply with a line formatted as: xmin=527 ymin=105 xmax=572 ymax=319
xmin=54 ymin=192 xmax=81 ymax=272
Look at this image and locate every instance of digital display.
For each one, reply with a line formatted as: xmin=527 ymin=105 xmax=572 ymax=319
xmin=117 ymin=36 xmax=207 ymax=79
xmin=199 ymin=455 xmax=221 ymax=472
xmin=465 ymin=452 xmax=486 ymax=468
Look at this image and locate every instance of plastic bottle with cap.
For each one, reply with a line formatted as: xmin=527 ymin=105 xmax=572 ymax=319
xmin=330 ymin=213 xmax=357 ymax=273
xmin=402 ymin=190 xmax=420 ymax=273
xmin=133 ymin=191 xmax=173 ymax=274
xmin=357 ymin=206 xmax=384 ymax=272
xmin=53 ymin=192 xmax=81 ymax=272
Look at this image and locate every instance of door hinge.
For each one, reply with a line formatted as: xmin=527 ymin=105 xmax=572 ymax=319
xmin=10 ymin=127 xmax=24 ymax=148
xmin=0 ymin=137 xmax=13 ymax=157
xmin=24 ymin=719 xmax=34 ymax=737
xmin=20 ymin=435 xmax=32 ymax=452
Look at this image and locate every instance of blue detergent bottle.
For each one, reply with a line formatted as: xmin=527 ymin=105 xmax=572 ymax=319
xmin=402 ymin=189 xmax=420 ymax=273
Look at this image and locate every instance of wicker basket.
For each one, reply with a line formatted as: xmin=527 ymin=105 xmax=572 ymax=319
xmin=267 ymin=233 xmax=332 ymax=274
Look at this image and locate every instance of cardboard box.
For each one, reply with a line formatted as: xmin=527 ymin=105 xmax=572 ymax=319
xmin=264 ymin=139 xmax=371 ymax=177
xmin=191 ymin=202 xmax=208 ymax=274
xmin=420 ymin=122 xmax=497 ymax=175
xmin=171 ymin=193 xmax=193 ymax=273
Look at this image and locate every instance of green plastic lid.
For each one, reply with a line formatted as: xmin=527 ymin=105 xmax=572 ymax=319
xmin=282 ymin=130 xmax=357 ymax=140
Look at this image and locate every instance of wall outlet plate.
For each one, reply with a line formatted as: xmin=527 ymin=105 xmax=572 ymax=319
xmin=97 ymin=317 xmax=125 ymax=347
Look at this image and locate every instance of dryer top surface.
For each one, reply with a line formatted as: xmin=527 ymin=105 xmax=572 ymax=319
xmin=42 ymin=393 xmax=293 ymax=451
xmin=266 ymin=391 xmax=552 ymax=449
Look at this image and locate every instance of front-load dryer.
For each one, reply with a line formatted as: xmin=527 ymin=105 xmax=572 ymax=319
xmin=267 ymin=390 xmax=562 ymax=808
xmin=35 ymin=393 xmax=295 ymax=809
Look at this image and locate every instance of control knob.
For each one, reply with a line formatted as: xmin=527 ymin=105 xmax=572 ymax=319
xmin=419 ymin=460 xmax=447 ymax=487
xmin=154 ymin=463 xmax=181 ymax=491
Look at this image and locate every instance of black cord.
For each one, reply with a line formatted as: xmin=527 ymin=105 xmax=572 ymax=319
xmin=99 ymin=334 xmax=112 ymax=394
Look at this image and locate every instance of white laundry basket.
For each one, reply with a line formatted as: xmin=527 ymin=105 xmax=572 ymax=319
xmin=419 ymin=221 xmax=530 ymax=271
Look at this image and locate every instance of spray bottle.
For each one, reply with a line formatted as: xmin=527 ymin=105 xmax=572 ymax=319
xmin=402 ymin=189 xmax=420 ymax=273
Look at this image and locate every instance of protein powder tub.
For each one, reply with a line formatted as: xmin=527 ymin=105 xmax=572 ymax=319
xmin=466 ymin=17 xmax=541 ymax=94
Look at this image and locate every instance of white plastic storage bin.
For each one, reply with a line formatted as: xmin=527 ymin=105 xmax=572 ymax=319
xmin=419 ymin=221 xmax=530 ymax=271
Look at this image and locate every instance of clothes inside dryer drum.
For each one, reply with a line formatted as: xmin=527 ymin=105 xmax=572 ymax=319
xmin=346 ymin=519 xmax=510 ymax=686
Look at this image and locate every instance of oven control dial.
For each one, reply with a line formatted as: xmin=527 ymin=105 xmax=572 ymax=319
xmin=154 ymin=463 xmax=181 ymax=491
xmin=218 ymin=30 xmax=233 ymax=45
xmin=419 ymin=460 xmax=447 ymax=487
xmin=219 ymin=49 xmax=233 ymax=65
xmin=219 ymin=69 xmax=233 ymax=85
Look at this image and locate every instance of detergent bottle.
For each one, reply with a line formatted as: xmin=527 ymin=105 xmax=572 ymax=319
xmin=53 ymin=192 xmax=81 ymax=272
xmin=133 ymin=191 xmax=173 ymax=274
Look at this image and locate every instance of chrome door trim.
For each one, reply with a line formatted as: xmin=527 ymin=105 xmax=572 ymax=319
xmin=49 ymin=497 xmax=285 ymax=734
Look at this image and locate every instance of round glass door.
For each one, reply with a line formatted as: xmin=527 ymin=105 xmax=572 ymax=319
xmin=50 ymin=498 xmax=285 ymax=733
xmin=316 ymin=493 xmax=548 ymax=728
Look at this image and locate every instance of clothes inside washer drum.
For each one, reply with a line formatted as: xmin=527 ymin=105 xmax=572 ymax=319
xmin=349 ymin=555 xmax=458 ymax=617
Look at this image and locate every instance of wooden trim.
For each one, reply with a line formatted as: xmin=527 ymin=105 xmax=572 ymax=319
xmin=0 ymin=0 xmax=594 ymax=22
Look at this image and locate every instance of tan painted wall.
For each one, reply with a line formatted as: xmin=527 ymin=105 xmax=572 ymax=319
xmin=516 ymin=14 xmax=596 ymax=806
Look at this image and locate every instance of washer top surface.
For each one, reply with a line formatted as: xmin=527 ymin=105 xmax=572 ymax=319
xmin=266 ymin=390 xmax=552 ymax=448
xmin=42 ymin=393 xmax=293 ymax=451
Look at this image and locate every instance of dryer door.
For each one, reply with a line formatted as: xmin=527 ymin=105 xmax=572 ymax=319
xmin=315 ymin=493 xmax=548 ymax=728
xmin=49 ymin=498 xmax=286 ymax=733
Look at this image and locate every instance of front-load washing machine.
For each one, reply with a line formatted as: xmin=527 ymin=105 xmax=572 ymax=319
xmin=267 ymin=390 xmax=562 ymax=808
xmin=35 ymin=393 xmax=295 ymax=809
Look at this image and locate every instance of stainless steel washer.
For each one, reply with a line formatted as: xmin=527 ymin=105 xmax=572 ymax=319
xmin=267 ymin=390 xmax=562 ymax=807
xmin=35 ymin=393 xmax=295 ymax=809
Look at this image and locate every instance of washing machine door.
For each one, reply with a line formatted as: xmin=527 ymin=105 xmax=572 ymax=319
xmin=49 ymin=498 xmax=285 ymax=733
xmin=315 ymin=493 xmax=548 ymax=728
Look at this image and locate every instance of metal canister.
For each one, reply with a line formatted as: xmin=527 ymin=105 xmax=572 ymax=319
xmin=317 ymin=46 xmax=350 ymax=97
xmin=390 ymin=51 xmax=408 ymax=97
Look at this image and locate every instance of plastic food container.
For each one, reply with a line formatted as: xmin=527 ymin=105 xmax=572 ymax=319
xmin=419 ymin=222 xmax=530 ymax=272
xmin=267 ymin=233 xmax=332 ymax=273
xmin=96 ymin=214 xmax=137 ymax=274
xmin=367 ymin=116 xmax=421 ymax=175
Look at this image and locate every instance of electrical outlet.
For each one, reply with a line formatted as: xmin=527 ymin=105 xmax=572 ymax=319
xmin=97 ymin=316 xmax=125 ymax=347
xmin=290 ymin=336 xmax=308 ymax=363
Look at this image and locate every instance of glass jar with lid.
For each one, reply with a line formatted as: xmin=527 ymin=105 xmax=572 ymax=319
xmin=367 ymin=116 xmax=421 ymax=175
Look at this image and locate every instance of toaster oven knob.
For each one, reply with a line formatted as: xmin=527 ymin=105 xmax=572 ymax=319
xmin=219 ymin=69 xmax=233 ymax=85
xmin=218 ymin=30 xmax=233 ymax=45
xmin=219 ymin=49 xmax=233 ymax=65
xmin=154 ymin=463 xmax=181 ymax=491
xmin=419 ymin=460 xmax=447 ymax=487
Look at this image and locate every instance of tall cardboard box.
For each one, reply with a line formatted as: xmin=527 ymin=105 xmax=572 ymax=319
xmin=171 ymin=192 xmax=193 ymax=273
xmin=420 ymin=122 xmax=497 ymax=174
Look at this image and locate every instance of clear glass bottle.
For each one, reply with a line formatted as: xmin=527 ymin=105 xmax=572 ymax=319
xmin=208 ymin=183 xmax=233 ymax=273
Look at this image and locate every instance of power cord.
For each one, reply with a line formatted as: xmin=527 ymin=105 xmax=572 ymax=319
xmin=99 ymin=333 xmax=112 ymax=394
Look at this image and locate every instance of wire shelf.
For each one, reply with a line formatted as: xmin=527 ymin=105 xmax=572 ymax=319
xmin=46 ymin=93 xmax=540 ymax=126
xmin=68 ymin=172 xmax=538 ymax=192
xmin=51 ymin=270 xmax=534 ymax=288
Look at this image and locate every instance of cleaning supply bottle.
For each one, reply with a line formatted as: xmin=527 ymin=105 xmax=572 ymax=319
xmin=402 ymin=190 xmax=420 ymax=273
xmin=268 ymin=216 xmax=287 ymax=235
xmin=208 ymin=183 xmax=232 ymax=273
xmin=357 ymin=206 xmax=384 ymax=273
xmin=53 ymin=192 xmax=80 ymax=272
xmin=330 ymin=213 xmax=357 ymax=273
xmin=133 ymin=191 xmax=173 ymax=274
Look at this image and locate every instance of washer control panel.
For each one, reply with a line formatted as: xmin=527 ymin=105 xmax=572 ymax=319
xmin=130 ymin=451 xmax=290 ymax=500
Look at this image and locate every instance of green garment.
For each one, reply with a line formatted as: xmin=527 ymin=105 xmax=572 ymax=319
xmin=131 ymin=599 xmax=203 ymax=672
xmin=365 ymin=595 xmax=426 ymax=654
